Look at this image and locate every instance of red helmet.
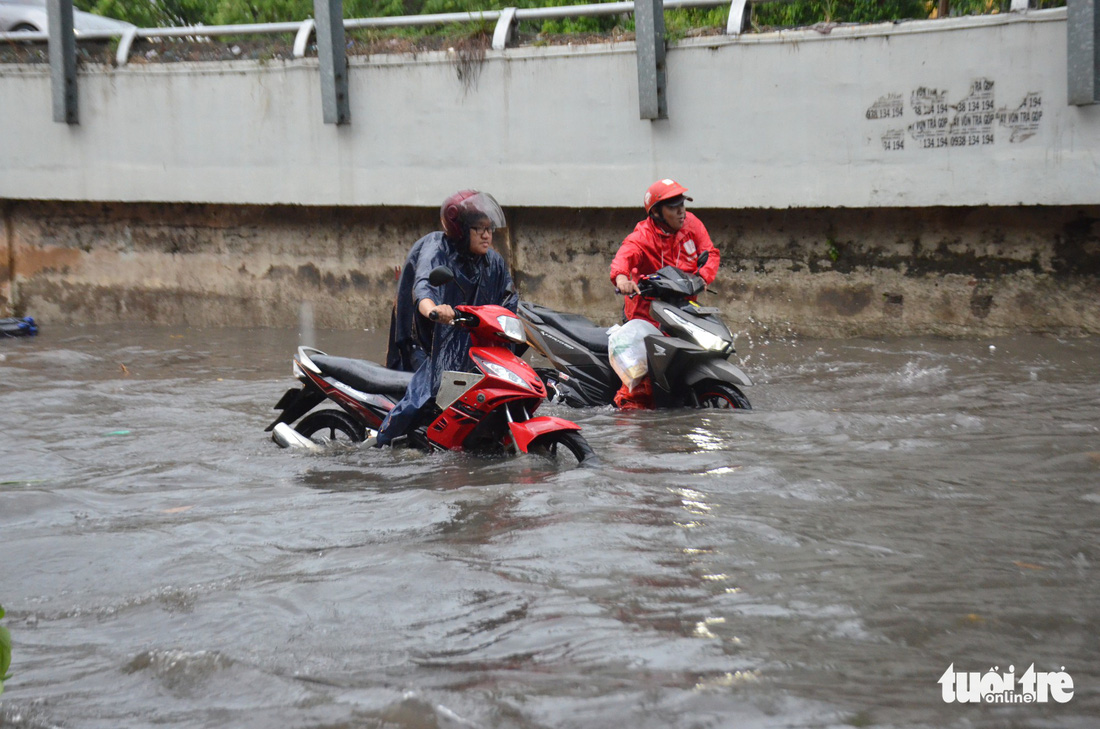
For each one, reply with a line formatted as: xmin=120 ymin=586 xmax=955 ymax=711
xmin=643 ymin=179 xmax=693 ymax=214
xmin=440 ymin=190 xmax=506 ymax=241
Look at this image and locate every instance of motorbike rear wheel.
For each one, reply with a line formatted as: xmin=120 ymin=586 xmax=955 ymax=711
xmin=528 ymin=431 xmax=598 ymax=466
xmin=692 ymin=381 xmax=751 ymax=410
xmin=295 ymin=409 xmax=367 ymax=444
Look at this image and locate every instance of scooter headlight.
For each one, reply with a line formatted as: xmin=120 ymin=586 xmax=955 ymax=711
xmin=665 ymin=311 xmax=729 ymax=352
xmin=472 ymin=354 xmax=533 ymax=391
xmin=496 ymin=314 xmax=527 ymax=344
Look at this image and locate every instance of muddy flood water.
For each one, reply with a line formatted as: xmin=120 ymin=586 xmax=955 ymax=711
xmin=0 ymin=325 xmax=1097 ymax=728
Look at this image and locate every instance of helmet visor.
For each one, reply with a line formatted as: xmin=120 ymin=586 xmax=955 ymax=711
xmin=457 ymin=192 xmax=507 ymax=231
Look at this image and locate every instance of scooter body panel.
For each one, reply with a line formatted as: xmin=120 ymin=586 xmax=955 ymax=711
xmin=425 ymin=344 xmax=549 ymax=451
xmin=426 ymin=389 xmax=543 ymax=451
xmin=681 ymin=358 xmax=754 ymax=389
xmin=264 ymin=385 xmax=326 ymax=431
xmin=522 ymin=318 xmax=611 ymax=374
xmin=649 ymin=300 xmax=735 ymax=355
xmin=468 ymin=345 xmax=547 ymax=399
xmin=266 ymin=349 xmax=400 ymax=433
xmin=509 ymin=416 xmax=582 ymax=452
xmin=644 ymin=336 xmax=754 ymax=407
xmin=519 ymin=302 xmax=618 ymax=407
xmin=534 ymin=366 xmax=618 ymax=408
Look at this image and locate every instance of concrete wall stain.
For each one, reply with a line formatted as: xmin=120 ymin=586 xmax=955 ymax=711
xmin=348 ymin=270 xmax=373 ymax=291
xmin=1 ymin=202 xmax=11 ymax=313
xmin=14 ymin=245 xmax=83 ymax=279
xmin=1053 ymin=215 xmax=1100 ymax=276
xmin=883 ymin=293 xmax=905 ymax=319
xmin=969 ymin=288 xmax=995 ymax=319
xmin=815 ymin=285 xmax=874 ymax=318
xmin=296 ymin=264 xmax=322 ymax=289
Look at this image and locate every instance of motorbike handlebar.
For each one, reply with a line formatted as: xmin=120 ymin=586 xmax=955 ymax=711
xmin=617 ymin=270 xmax=707 ymax=300
xmin=429 ymin=308 xmax=477 ymax=327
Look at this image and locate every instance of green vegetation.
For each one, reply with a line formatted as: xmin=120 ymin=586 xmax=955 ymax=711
xmin=0 ymin=604 xmax=11 ymax=695
xmin=753 ymin=0 xmax=1064 ymax=27
xmin=72 ymin=0 xmax=1065 ymax=34
xmin=754 ymin=0 xmax=927 ymax=26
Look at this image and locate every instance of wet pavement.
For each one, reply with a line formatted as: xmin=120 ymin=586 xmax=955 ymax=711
xmin=1 ymin=325 xmax=1097 ymax=728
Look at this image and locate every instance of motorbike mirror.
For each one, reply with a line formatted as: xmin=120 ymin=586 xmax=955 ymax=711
xmin=697 ymin=250 xmax=709 ymax=269
xmin=428 ymin=266 xmax=455 ymax=287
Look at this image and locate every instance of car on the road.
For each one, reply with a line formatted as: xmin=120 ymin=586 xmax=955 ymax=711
xmin=0 ymin=0 xmax=134 ymax=34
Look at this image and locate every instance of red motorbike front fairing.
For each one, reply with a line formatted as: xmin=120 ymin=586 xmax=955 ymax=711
xmin=508 ymin=416 xmax=582 ymax=453
xmin=464 ymin=344 xmax=581 ymax=453
xmin=468 ymin=345 xmax=547 ymax=396
xmin=425 ymin=345 xmax=549 ymax=451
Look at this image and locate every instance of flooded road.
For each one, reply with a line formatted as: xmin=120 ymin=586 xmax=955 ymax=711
xmin=1 ymin=325 xmax=1097 ymax=728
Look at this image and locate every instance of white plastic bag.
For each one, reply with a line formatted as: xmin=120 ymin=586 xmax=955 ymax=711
xmin=607 ymin=319 xmax=661 ymax=392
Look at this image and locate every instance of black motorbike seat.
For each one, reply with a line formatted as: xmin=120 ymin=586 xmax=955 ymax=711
xmin=312 ymin=355 xmax=413 ymax=397
xmin=528 ymin=304 xmax=610 ymax=355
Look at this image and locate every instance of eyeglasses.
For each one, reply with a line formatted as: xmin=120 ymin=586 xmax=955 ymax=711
xmin=470 ymin=225 xmax=496 ymax=236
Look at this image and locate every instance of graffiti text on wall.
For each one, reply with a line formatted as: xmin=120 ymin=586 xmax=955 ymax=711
xmin=866 ymin=78 xmax=1042 ymax=152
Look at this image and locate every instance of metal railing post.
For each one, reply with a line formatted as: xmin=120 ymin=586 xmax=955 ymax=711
xmin=314 ymin=0 xmax=350 ymax=124
xmin=492 ymin=7 xmax=518 ymax=50
xmin=727 ymin=0 xmax=750 ymax=35
xmin=635 ymin=0 xmax=667 ymax=120
xmin=294 ymin=19 xmax=316 ymax=58
xmin=46 ymin=0 xmax=78 ymax=124
xmin=116 ymin=26 xmax=138 ymax=66
xmin=1068 ymin=0 xmax=1099 ymax=104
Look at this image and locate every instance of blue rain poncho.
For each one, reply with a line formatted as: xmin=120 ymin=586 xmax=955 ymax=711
xmin=385 ymin=234 xmax=433 ymax=372
xmin=376 ymin=233 xmax=517 ymax=446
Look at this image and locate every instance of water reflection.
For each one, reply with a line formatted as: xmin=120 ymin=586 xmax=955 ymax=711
xmin=685 ymin=425 xmax=728 ymax=452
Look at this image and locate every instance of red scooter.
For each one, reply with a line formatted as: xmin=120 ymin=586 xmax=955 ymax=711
xmin=266 ymin=267 xmax=596 ymax=465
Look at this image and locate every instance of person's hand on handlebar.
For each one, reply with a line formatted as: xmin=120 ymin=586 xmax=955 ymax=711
xmin=615 ymin=274 xmax=640 ymax=297
xmin=419 ymin=299 xmax=456 ymax=324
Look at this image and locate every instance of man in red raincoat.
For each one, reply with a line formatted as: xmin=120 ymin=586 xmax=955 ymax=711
xmin=609 ymin=179 xmax=720 ymax=409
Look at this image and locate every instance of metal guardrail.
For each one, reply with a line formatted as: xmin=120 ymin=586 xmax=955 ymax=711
xmin=3 ymin=0 xmax=1080 ymax=127
xmin=0 ymin=0 xmax=1047 ymax=66
xmin=0 ymin=0 xmax=808 ymax=66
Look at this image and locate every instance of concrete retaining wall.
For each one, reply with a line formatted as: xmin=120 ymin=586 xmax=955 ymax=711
xmin=4 ymin=200 xmax=1097 ymax=337
xmin=1 ymin=10 xmax=1097 ymax=209
xmin=1 ymin=10 xmax=1097 ymax=335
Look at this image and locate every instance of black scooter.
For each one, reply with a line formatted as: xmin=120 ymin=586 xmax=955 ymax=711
xmin=517 ymin=253 xmax=752 ymax=409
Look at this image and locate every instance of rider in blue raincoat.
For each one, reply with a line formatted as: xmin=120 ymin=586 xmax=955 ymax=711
xmin=376 ymin=191 xmax=517 ymax=446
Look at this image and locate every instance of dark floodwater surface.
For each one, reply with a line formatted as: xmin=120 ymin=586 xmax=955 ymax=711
xmin=0 ymin=325 xmax=1097 ymax=728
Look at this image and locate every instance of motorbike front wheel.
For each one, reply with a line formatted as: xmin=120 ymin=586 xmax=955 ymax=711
xmin=528 ymin=431 xmax=598 ymax=466
xmin=692 ymin=381 xmax=752 ymax=410
xmin=295 ymin=409 xmax=367 ymax=444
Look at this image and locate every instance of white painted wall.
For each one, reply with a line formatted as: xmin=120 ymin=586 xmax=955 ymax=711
xmin=1 ymin=8 xmax=1097 ymax=209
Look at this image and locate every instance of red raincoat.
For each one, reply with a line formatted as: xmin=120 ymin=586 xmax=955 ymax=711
xmin=609 ymin=212 xmax=720 ymax=326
